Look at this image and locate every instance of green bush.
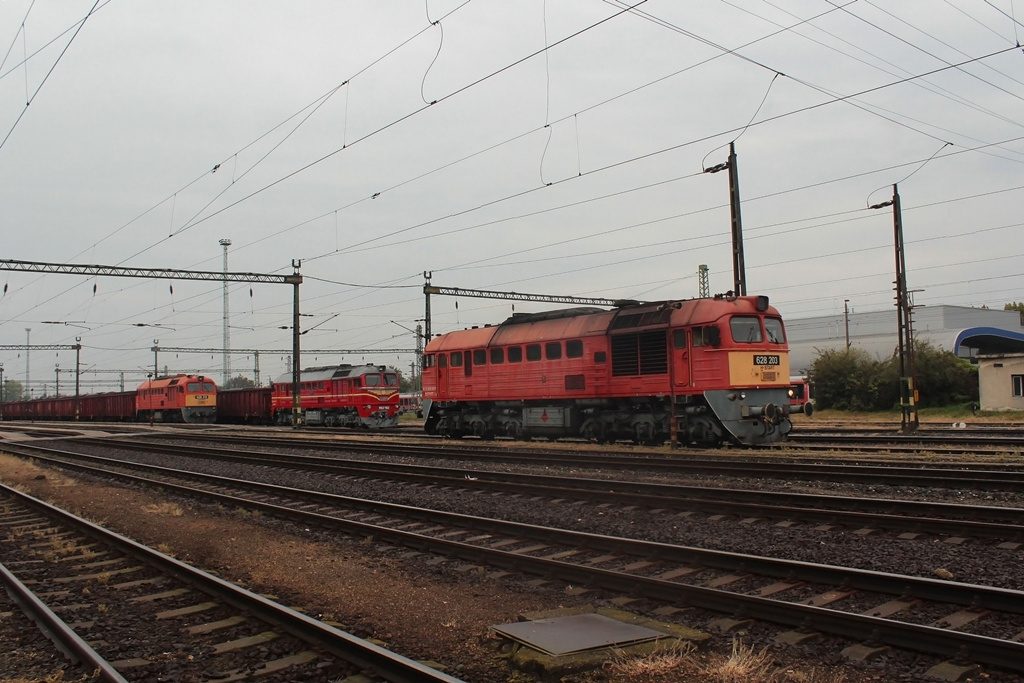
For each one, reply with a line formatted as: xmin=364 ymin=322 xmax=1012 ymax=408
xmin=808 ymin=341 xmax=977 ymax=411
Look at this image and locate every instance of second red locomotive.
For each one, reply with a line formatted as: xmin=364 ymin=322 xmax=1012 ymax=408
xmin=421 ymin=293 xmax=794 ymax=446
xmin=269 ymin=363 xmax=401 ymax=428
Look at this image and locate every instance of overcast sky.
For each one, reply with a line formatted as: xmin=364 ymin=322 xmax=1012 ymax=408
xmin=1 ymin=0 xmax=1022 ymax=392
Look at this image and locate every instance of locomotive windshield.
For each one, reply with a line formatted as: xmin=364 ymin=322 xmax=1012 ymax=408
xmin=764 ymin=318 xmax=786 ymax=344
xmin=384 ymin=373 xmax=398 ymax=386
xmin=730 ymin=316 xmax=763 ymax=343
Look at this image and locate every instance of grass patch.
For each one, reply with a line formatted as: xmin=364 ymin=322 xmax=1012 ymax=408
xmin=603 ymin=638 xmax=848 ymax=683
xmin=143 ymin=502 xmax=183 ymax=516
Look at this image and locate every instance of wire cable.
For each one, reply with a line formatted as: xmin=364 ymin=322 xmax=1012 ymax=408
xmin=0 ymin=0 xmax=101 ymax=153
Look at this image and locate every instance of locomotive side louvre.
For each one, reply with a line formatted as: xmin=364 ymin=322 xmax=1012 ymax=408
xmin=270 ymin=363 xmax=401 ymax=428
xmin=422 ymin=294 xmax=794 ymax=446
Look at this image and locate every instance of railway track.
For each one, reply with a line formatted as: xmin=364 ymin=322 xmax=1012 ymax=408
xmin=8 ymin=417 xmax=1024 ymax=455
xmin=0 ymin=481 xmax=464 ymax=683
xmin=108 ymin=431 xmax=1024 ymax=490
xmin=51 ymin=436 xmax=1024 ymax=544
xmin=6 ymin=440 xmax=1024 ymax=675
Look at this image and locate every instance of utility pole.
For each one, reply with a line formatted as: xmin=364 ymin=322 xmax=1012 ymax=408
xmin=74 ymin=337 xmax=81 ymax=420
xmin=220 ymin=238 xmax=232 ymax=386
xmin=25 ymin=328 xmax=30 ymax=398
xmin=423 ymin=271 xmax=433 ymax=343
xmin=415 ymin=323 xmax=423 ymax=382
xmin=698 ymin=265 xmax=710 ymax=298
xmin=703 ymin=142 xmax=746 ymax=295
xmin=844 ymin=299 xmax=850 ymax=349
xmin=288 ymin=260 xmax=303 ymax=428
xmin=727 ymin=142 xmax=746 ymax=296
xmin=152 ymin=340 xmax=159 ymax=379
xmin=871 ymin=184 xmax=918 ymax=432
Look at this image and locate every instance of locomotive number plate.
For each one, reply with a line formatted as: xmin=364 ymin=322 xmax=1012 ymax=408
xmin=754 ymin=355 xmax=780 ymax=366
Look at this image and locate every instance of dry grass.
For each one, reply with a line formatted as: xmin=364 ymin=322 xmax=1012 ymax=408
xmin=604 ymin=639 xmax=848 ymax=683
xmin=604 ymin=640 xmax=697 ymax=677
xmin=705 ymin=639 xmax=777 ymax=682
xmin=143 ymin=502 xmax=183 ymax=516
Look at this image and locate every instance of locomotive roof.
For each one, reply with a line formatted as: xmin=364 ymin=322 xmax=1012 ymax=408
xmin=137 ymin=373 xmax=214 ymax=390
xmin=425 ymin=295 xmax=781 ymax=352
xmin=272 ymin=363 xmax=390 ymax=384
xmin=499 ymin=307 xmax=608 ymax=326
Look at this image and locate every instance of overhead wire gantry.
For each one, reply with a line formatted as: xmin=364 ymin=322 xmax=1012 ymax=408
xmin=0 ymin=258 xmax=306 ymax=426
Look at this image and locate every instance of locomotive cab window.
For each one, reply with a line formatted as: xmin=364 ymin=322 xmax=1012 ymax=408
xmin=437 ymin=354 xmax=447 ymax=368
xmin=545 ymin=342 xmax=561 ymax=360
xmin=473 ymin=349 xmax=487 ymax=366
xmin=187 ymin=382 xmax=200 ymax=391
xmin=384 ymin=373 xmax=399 ymax=386
xmin=672 ymin=330 xmax=687 ymax=349
xmin=692 ymin=326 xmax=721 ymax=347
xmin=730 ymin=316 xmax=763 ymax=343
xmin=424 ymin=354 xmax=435 ymax=368
xmin=567 ymin=340 xmax=583 ymax=358
xmin=490 ymin=348 xmax=504 ymax=364
xmin=364 ymin=374 xmax=381 ymax=387
xmin=764 ymin=317 xmax=786 ymax=344
xmin=526 ymin=344 xmax=542 ymax=361
xmin=508 ymin=346 xmax=523 ymax=363
xmin=450 ymin=351 xmax=463 ymax=367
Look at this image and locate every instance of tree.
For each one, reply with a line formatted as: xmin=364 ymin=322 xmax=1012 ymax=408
xmin=1005 ymin=302 xmax=1024 ymax=325
xmin=223 ymin=375 xmax=256 ymax=390
xmin=808 ymin=347 xmax=893 ymax=411
xmin=910 ymin=341 xmax=978 ymax=408
xmin=1 ymin=379 xmax=25 ymax=402
xmin=392 ymin=365 xmax=421 ymax=393
xmin=808 ymin=341 xmax=977 ymax=411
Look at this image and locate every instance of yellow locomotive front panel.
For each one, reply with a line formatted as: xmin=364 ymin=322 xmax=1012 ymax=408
xmin=727 ymin=351 xmax=792 ymax=387
xmin=184 ymin=379 xmax=217 ymax=407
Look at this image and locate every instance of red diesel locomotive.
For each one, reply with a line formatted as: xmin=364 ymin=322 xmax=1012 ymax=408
xmin=421 ymin=294 xmax=794 ymax=446
xmin=269 ymin=363 xmax=401 ymax=428
xmin=136 ymin=374 xmax=217 ymax=423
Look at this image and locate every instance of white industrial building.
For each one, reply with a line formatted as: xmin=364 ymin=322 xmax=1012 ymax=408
xmin=785 ymin=305 xmax=1024 ymax=384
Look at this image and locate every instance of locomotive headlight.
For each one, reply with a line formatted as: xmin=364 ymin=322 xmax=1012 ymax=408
xmin=739 ymin=392 xmax=747 ymax=400
xmin=788 ymin=389 xmax=795 ymax=398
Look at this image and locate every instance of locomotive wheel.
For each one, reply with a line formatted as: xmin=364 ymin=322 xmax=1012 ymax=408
xmin=502 ymin=420 xmax=523 ymax=439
